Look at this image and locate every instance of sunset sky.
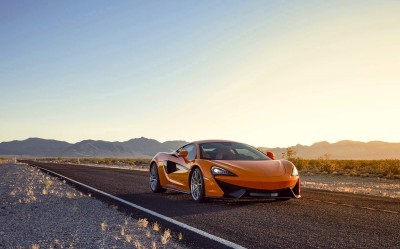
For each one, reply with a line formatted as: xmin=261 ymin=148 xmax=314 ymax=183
xmin=1 ymin=1 xmax=400 ymax=147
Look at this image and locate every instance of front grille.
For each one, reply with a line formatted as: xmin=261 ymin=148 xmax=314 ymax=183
xmin=215 ymin=180 xmax=297 ymax=199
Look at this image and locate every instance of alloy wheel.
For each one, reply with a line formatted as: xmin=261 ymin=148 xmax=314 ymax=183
xmin=150 ymin=164 xmax=158 ymax=191
xmin=191 ymin=169 xmax=203 ymax=201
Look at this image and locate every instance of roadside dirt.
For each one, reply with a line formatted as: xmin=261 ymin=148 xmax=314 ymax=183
xmin=0 ymin=163 xmax=185 ymax=248
xmin=301 ymin=173 xmax=400 ymax=199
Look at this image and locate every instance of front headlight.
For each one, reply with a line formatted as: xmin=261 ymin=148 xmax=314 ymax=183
xmin=291 ymin=166 xmax=299 ymax=176
xmin=211 ymin=166 xmax=236 ymax=177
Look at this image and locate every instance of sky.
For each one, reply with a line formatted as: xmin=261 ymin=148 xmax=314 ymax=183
xmin=1 ymin=1 xmax=400 ymax=148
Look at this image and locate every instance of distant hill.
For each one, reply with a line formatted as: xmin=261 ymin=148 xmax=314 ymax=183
xmin=63 ymin=140 xmax=145 ymax=158
xmin=259 ymin=140 xmax=400 ymax=160
xmin=0 ymin=137 xmax=188 ymax=158
xmin=0 ymin=138 xmax=71 ymax=157
xmin=1 ymin=138 xmax=399 ymax=159
xmin=0 ymin=148 xmax=13 ymax=155
xmin=118 ymin=137 xmax=188 ymax=156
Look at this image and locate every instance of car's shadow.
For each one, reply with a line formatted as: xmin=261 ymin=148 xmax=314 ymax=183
xmin=115 ymin=190 xmax=296 ymax=218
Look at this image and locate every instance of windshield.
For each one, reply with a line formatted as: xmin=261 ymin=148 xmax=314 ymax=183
xmin=199 ymin=142 xmax=271 ymax=161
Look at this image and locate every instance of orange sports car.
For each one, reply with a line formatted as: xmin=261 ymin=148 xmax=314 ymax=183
xmin=149 ymin=140 xmax=300 ymax=202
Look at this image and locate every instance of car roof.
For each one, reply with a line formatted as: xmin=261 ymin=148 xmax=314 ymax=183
xmin=191 ymin=139 xmax=239 ymax=145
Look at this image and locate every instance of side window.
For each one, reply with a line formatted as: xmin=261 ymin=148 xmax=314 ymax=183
xmin=182 ymin=144 xmax=197 ymax=160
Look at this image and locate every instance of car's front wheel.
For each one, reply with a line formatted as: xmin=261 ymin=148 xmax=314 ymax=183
xmin=190 ymin=168 xmax=205 ymax=202
xmin=150 ymin=163 xmax=166 ymax=193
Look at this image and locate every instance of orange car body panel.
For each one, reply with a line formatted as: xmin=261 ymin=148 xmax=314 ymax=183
xmin=151 ymin=140 xmax=300 ymax=198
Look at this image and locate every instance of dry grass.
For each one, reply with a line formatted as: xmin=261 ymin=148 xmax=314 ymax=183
xmin=100 ymin=222 xmax=107 ymax=249
xmin=134 ymin=240 xmax=142 ymax=249
xmin=152 ymin=222 xmax=160 ymax=232
xmin=30 ymin=244 xmax=39 ymax=249
xmin=40 ymin=177 xmax=53 ymax=188
xmin=101 ymin=222 xmax=107 ymax=232
xmin=137 ymin=218 xmax=149 ymax=228
xmin=6 ymin=164 xmax=182 ymax=248
xmin=66 ymin=191 xmax=75 ymax=199
xmin=99 ymin=216 xmax=179 ymax=247
xmin=8 ymin=166 xmax=84 ymax=205
xmin=97 ymin=218 xmax=177 ymax=248
xmin=0 ymin=157 xmax=10 ymax=164
xmin=125 ymin=235 xmax=132 ymax=243
xmin=161 ymin=229 xmax=171 ymax=245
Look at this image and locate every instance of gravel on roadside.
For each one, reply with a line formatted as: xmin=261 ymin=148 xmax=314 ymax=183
xmin=301 ymin=173 xmax=400 ymax=199
xmin=0 ymin=163 xmax=186 ymax=249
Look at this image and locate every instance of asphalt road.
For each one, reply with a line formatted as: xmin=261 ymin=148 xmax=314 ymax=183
xmin=22 ymin=161 xmax=400 ymax=249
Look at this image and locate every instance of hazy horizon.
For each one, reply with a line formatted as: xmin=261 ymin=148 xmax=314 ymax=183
xmin=1 ymin=1 xmax=400 ymax=148
xmin=1 ymin=136 xmax=399 ymax=149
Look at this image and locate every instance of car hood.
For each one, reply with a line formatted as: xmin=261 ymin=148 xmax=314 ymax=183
xmin=213 ymin=160 xmax=286 ymax=177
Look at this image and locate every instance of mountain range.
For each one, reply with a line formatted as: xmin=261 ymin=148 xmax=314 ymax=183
xmin=259 ymin=140 xmax=400 ymax=160
xmin=0 ymin=138 xmax=399 ymax=159
xmin=0 ymin=137 xmax=187 ymax=158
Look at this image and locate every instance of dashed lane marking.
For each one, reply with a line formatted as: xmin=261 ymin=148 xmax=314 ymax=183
xmin=382 ymin=210 xmax=399 ymax=214
xmin=339 ymin=204 xmax=355 ymax=207
xmin=361 ymin=207 xmax=377 ymax=211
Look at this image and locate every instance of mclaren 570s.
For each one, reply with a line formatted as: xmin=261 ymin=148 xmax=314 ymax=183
xmin=149 ymin=140 xmax=300 ymax=202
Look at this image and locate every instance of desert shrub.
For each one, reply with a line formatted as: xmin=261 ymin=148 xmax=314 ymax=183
xmin=290 ymin=158 xmax=305 ymax=171
xmin=289 ymin=159 xmax=400 ymax=177
xmin=320 ymin=160 xmax=337 ymax=173
xmin=382 ymin=159 xmax=400 ymax=175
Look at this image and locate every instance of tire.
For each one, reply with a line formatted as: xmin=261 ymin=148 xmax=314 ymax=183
xmin=190 ymin=168 xmax=206 ymax=202
xmin=149 ymin=163 xmax=166 ymax=193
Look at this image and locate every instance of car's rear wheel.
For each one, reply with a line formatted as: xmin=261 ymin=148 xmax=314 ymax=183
xmin=190 ymin=168 xmax=205 ymax=202
xmin=150 ymin=163 xmax=166 ymax=193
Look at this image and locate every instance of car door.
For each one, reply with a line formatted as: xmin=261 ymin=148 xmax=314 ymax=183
xmin=163 ymin=143 xmax=196 ymax=191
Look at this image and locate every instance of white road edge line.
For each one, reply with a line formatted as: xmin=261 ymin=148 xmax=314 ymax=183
xmin=32 ymin=164 xmax=246 ymax=249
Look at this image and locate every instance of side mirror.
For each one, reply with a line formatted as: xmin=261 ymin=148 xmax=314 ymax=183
xmin=178 ymin=150 xmax=188 ymax=158
xmin=266 ymin=151 xmax=275 ymax=160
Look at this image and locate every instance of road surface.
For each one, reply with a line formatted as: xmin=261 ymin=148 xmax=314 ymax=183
xmin=21 ymin=161 xmax=400 ymax=249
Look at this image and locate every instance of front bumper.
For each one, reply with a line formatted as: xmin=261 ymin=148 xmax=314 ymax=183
xmin=215 ymin=179 xmax=301 ymax=199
